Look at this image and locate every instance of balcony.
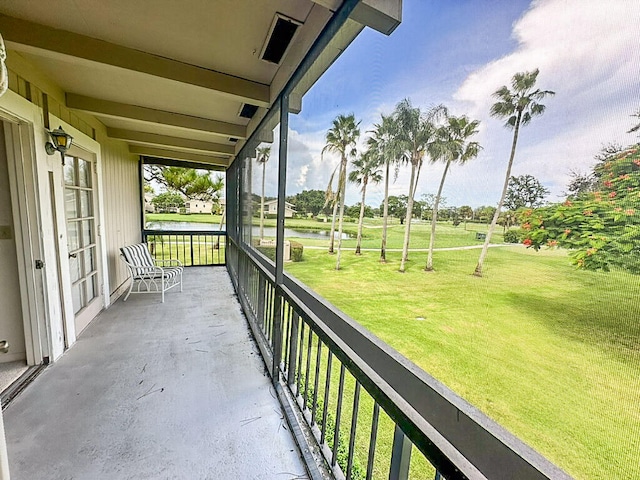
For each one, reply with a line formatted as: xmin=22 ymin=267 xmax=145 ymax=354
xmin=3 ymin=267 xmax=306 ymax=480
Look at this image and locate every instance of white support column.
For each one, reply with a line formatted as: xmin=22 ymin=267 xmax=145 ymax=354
xmin=0 ymin=411 xmax=10 ymax=479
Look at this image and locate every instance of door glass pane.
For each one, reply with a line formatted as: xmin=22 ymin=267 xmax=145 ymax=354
xmin=80 ymin=191 xmax=92 ymax=217
xmin=69 ymin=255 xmax=81 ymax=283
xmin=64 ymin=158 xmax=76 ymax=185
xmin=67 ymin=221 xmax=80 ymax=251
xmin=65 ymin=189 xmax=77 ymax=219
xmin=84 ymin=247 xmax=95 ymax=273
xmin=82 ymin=220 xmax=93 ymax=247
xmin=87 ymin=275 xmax=96 ymax=302
xmin=78 ymin=159 xmax=91 ymax=187
xmin=72 ymin=282 xmax=84 ymax=314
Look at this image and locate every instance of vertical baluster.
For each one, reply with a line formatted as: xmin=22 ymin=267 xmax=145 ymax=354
xmin=271 ymin=290 xmax=283 ymax=382
xmin=320 ymin=351 xmax=333 ymax=445
xmin=365 ymin=402 xmax=380 ymax=480
xmin=331 ymin=364 xmax=346 ymax=467
xmin=303 ymin=328 xmax=313 ymax=410
xmin=266 ymin=284 xmax=273 ymax=340
xmin=283 ymin=303 xmax=292 ymax=374
xmin=296 ymin=320 xmax=306 ymax=396
xmin=389 ymin=425 xmax=412 ymax=480
xmin=346 ymin=382 xmax=361 ymax=480
xmin=189 ymin=234 xmax=194 ymax=266
xmin=287 ymin=310 xmax=299 ymax=386
xmin=263 ymin=282 xmax=270 ymax=335
xmin=269 ymin=284 xmax=275 ymax=342
xmin=311 ymin=339 xmax=323 ymax=425
xmin=257 ymin=275 xmax=265 ymax=325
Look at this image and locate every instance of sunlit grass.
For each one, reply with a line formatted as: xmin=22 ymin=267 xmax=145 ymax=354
xmin=285 ymin=247 xmax=640 ymax=480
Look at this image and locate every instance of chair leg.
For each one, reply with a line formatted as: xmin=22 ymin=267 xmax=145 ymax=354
xmin=123 ymin=277 xmax=134 ymax=301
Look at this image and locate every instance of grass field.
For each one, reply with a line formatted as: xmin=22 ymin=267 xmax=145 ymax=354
xmin=146 ymin=213 xmax=640 ymax=478
xmin=145 ymin=213 xmax=503 ymax=249
xmin=286 ymin=247 xmax=640 ymax=479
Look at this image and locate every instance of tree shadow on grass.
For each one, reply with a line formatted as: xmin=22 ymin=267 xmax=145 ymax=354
xmin=504 ymin=290 xmax=640 ymax=360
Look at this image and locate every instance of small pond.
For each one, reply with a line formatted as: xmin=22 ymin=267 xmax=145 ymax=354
xmin=145 ymin=221 xmax=351 ymax=239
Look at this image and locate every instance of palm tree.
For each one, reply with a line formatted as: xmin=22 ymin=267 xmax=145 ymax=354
xmin=256 ymin=146 xmax=271 ymax=241
xmin=474 ymin=69 xmax=554 ymax=276
xmin=426 ymin=115 xmax=480 ymax=271
xmin=322 ymin=114 xmax=360 ymax=270
xmin=324 ymin=164 xmax=340 ymax=254
xmin=394 ymin=99 xmax=446 ymax=273
xmin=348 ymin=152 xmax=382 ymax=255
xmin=367 ymin=114 xmax=400 ymax=262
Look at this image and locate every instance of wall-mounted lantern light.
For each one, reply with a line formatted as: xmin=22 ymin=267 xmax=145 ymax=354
xmin=45 ymin=126 xmax=73 ymax=165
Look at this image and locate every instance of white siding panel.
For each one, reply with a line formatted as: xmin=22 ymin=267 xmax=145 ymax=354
xmin=99 ymin=138 xmax=140 ymax=296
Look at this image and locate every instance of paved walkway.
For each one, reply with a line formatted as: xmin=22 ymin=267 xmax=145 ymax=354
xmin=305 ymin=243 xmax=522 ymax=252
xmin=4 ymin=268 xmax=306 ymax=480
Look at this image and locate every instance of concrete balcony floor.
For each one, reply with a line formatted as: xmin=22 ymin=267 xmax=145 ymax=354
xmin=4 ymin=268 xmax=307 ymax=479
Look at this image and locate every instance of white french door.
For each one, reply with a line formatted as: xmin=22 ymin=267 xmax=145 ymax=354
xmin=63 ymin=154 xmax=102 ymax=333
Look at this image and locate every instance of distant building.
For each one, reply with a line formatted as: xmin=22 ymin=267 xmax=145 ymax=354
xmin=263 ymin=199 xmax=296 ymax=218
xmin=185 ymin=200 xmax=213 ymax=214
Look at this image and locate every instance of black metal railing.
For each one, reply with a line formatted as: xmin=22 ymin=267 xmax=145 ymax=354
xmin=227 ymin=239 xmax=572 ymax=480
xmin=142 ymin=230 xmax=226 ymax=267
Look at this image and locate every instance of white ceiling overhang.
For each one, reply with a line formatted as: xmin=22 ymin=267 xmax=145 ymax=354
xmin=0 ymin=0 xmax=401 ymax=169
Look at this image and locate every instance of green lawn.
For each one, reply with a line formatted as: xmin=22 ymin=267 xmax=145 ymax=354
xmin=145 ymin=213 xmax=500 ymax=249
xmin=285 ymin=247 xmax=640 ymax=480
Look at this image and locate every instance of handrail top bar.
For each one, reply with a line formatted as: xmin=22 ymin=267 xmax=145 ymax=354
xmin=143 ymin=229 xmax=227 ymax=236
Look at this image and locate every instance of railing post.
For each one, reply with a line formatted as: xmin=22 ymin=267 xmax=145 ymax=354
xmin=389 ymin=425 xmax=412 ymax=480
xmin=190 ymin=234 xmax=194 ymax=266
xmin=271 ymin=93 xmax=289 ymax=382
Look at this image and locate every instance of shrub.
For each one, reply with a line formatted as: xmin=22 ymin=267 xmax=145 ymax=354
xmin=252 ymin=240 xmax=303 ymax=262
xmin=503 ymin=229 xmax=525 ymax=243
xmin=290 ymin=241 xmax=304 ymax=262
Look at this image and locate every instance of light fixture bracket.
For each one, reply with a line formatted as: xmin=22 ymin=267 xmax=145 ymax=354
xmin=45 ymin=125 xmax=73 ymax=165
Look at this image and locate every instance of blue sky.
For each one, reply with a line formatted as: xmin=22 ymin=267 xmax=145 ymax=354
xmin=256 ymin=0 xmax=640 ymax=209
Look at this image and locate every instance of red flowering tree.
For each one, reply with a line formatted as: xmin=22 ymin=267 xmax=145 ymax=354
xmin=523 ymin=145 xmax=640 ymax=273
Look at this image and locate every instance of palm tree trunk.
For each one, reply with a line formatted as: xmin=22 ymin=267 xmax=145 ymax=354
xmin=259 ymin=161 xmax=266 ymax=241
xmin=335 ymin=159 xmax=347 ymax=270
xmin=328 ymin=191 xmax=339 ymax=254
xmin=399 ymin=162 xmax=417 ymax=273
xmin=215 ymin=207 xmax=225 ymax=249
xmin=355 ymin=178 xmax=367 ymax=255
xmin=426 ymin=159 xmax=451 ymax=271
xmin=474 ymin=113 xmax=522 ymax=276
xmin=380 ymin=162 xmax=390 ymax=262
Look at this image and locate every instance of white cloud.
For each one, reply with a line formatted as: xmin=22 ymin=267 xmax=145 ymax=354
xmin=271 ymin=0 xmax=640 ymax=208
xmin=452 ymin=0 xmax=640 ymax=203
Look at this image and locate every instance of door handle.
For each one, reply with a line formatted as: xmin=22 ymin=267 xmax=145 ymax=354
xmin=0 ymin=340 xmax=9 ymax=354
xmin=69 ymin=252 xmax=77 ymax=258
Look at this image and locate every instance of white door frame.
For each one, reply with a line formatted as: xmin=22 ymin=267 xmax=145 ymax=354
xmin=0 ymin=98 xmax=50 ymax=365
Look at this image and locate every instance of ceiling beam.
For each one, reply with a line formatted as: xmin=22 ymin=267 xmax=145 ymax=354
xmin=141 ymin=156 xmax=225 ymax=172
xmin=106 ymin=128 xmax=235 ymax=155
xmin=130 ymin=145 xmax=230 ymax=168
xmin=0 ymin=13 xmax=270 ymax=107
xmin=67 ymin=94 xmax=246 ymax=139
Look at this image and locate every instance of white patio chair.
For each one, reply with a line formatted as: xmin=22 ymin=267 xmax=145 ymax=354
xmin=120 ymin=243 xmax=183 ymax=303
